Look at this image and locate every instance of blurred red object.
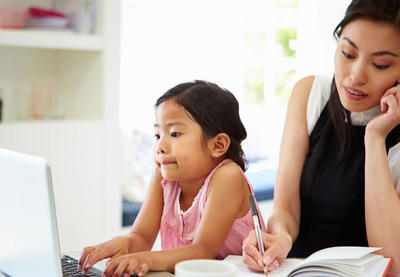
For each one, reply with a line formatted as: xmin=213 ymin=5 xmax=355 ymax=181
xmin=0 ymin=9 xmax=28 ymax=29
xmin=29 ymin=6 xmax=66 ymax=18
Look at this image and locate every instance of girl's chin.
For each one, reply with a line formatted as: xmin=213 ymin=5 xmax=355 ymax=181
xmin=160 ymin=171 xmax=178 ymax=181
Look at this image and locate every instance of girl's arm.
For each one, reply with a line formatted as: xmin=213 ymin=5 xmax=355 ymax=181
xmin=79 ymin=167 xmax=163 ymax=273
xmin=364 ymin=85 xmax=400 ymax=276
xmin=127 ymin=166 xmax=164 ymax=252
xmin=243 ymin=76 xmax=313 ymax=271
xmin=104 ymin=161 xmax=254 ymax=276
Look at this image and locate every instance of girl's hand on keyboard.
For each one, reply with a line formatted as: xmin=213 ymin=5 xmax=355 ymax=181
xmin=78 ymin=236 xmax=132 ymax=274
xmin=103 ymin=252 xmax=150 ymax=277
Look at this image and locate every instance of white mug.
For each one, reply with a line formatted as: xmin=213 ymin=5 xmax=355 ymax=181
xmin=175 ymin=259 xmax=237 ymax=277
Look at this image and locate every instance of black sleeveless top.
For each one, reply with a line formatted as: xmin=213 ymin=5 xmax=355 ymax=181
xmin=288 ymin=104 xmax=400 ymax=258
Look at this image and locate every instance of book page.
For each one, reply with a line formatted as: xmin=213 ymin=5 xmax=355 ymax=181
xmin=289 ymin=248 xmax=387 ymax=277
xmin=224 ymin=255 xmax=303 ymax=277
xmin=303 ymin=247 xmax=381 ymax=263
xmin=370 ymin=257 xmax=392 ymax=277
xmin=224 ymin=247 xmax=385 ymax=277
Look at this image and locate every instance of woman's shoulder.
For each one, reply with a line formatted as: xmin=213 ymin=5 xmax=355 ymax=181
xmin=289 ymin=75 xmax=314 ymax=101
xmin=285 ymin=76 xmax=316 ymax=128
xmin=288 ymin=76 xmax=315 ymax=110
xmin=292 ymin=75 xmax=333 ymax=134
xmin=291 ymin=75 xmax=331 ymax=101
xmin=294 ymin=75 xmax=315 ymax=91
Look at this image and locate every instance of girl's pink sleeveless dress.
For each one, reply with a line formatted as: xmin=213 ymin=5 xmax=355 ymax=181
xmin=159 ymin=159 xmax=267 ymax=259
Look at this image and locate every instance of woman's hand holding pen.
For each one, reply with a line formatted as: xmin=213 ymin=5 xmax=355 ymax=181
xmin=78 ymin=235 xmax=132 ymax=274
xmin=242 ymin=230 xmax=292 ymax=272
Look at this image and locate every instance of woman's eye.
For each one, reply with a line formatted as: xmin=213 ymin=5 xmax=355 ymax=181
xmin=342 ymin=50 xmax=354 ymax=59
xmin=171 ymin=132 xmax=181 ymax=137
xmin=154 ymin=134 xmax=160 ymax=140
xmin=373 ymin=63 xmax=389 ymax=70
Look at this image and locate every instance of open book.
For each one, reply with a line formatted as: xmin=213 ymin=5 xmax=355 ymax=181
xmin=224 ymin=247 xmax=392 ymax=277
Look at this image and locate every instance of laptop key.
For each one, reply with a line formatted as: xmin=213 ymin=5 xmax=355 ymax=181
xmin=61 ymin=255 xmax=102 ymax=277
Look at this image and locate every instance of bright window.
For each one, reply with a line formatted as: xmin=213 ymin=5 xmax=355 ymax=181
xmin=119 ymin=0 xmax=348 ymax=204
xmin=119 ymin=0 xmax=296 ymax=202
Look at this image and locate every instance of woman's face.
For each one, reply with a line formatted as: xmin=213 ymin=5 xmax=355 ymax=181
xmin=334 ymin=18 xmax=400 ymax=112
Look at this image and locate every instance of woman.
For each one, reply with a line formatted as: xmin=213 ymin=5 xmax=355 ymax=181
xmin=242 ymin=0 xmax=400 ymax=275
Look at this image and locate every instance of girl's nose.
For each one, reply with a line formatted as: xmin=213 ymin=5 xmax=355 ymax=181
xmin=156 ymin=137 xmax=167 ymax=154
xmin=157 ymin=147 xmax=166 ymax=154
xmin=349 ymin=60 xmax=367 ymax=85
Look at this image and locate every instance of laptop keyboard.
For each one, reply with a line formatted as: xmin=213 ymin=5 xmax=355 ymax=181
xmin=61 ymin=255 xmax=101 ymax=277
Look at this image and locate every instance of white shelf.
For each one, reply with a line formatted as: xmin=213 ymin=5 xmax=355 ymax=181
xmin=0 ymin=119 xmax=102 ymax=129
xmin=0 ymin=29 xmax=104 ymax=51
xmin=0 ymin=0 xmax=121 ymax=252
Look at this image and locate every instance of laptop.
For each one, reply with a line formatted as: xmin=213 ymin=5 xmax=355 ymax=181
xmin=0 ymin=148 xmax=173 ymax=277
xmin=0 ymin=148 xmax=103 ymax=276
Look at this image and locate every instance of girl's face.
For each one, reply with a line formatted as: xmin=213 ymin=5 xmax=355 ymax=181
xmin=153 ymin=99 xmax=215 ymax=183
xmin=334 ymin=18 xmax=400 ymax=112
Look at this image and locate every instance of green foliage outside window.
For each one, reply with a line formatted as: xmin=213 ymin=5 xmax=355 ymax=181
xmin=244 ymin=0 xmax=298 ymax=104
xmin=277 ymin=28 xmax=297 ymax=57
xmin=245 ymin=68 xmax=264 ymax=103
xmin=277 ymin=0 xmax=298 ymax=8
xmin=244 ymin=31 xmax=266 ymax=54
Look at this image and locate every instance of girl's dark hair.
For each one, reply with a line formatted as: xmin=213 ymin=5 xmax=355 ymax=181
xmin=155 ymin=80 xmax=248 ymax=171
xmin=328 ymin=0 xmax=400 ymax=158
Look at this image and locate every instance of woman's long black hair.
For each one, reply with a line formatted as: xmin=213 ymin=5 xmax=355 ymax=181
xmin=328 ymin=0 xmax=400 ymax=158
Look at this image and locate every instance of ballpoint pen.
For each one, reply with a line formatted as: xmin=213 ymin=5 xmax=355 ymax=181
xmin=249 ymin=195 xmax=268 ymax=276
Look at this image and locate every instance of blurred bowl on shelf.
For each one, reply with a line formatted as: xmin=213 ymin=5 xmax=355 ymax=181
xmin=29 ymin=6 xmax=66 ymax=18
xmin=28 ymin=17 xmax=68 ymax=29
xmin=0 ymin=9 xmax=28 ymax=29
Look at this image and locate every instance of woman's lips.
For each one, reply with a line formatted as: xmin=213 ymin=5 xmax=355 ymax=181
xmin=344 ymin=86 xmax=367 ymax=101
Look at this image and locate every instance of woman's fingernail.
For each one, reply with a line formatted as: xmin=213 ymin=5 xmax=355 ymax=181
xmin=263 ymin=256 xmax=272 ymax=264
xmin=258 ymin=259 xmax=263 ymax=267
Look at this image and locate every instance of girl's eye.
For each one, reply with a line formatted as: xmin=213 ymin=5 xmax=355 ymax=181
xmin=342 ymin=50 xmax=354 ymax=59
xmin=171 ymin=132 xmax=181 ymax=137
xmin=154 ymin=134 xmax=160 ymax=140
xmin=373 ymin=63 xmax=390 ymax=70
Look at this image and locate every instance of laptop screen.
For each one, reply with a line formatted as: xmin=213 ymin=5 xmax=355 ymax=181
xmin=0 ymin=148 xmax=62 ymax=277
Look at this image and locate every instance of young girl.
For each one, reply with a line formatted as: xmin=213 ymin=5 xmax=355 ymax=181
xmin=79 ymin=80 xmax=266 ymax=276
xmin=242 ymin=0 xmax=400 ymax=275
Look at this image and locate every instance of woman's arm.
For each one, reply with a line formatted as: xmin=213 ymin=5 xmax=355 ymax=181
xmin=364 ymin=85 xmax=400 ymax=276
xmin=268 ymin=76 xmax=313 ymax=253
xmin=242 ymin=76 xmax=314 ymax=271
xmin=103 ymin=161 xmax=252 ymax=276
